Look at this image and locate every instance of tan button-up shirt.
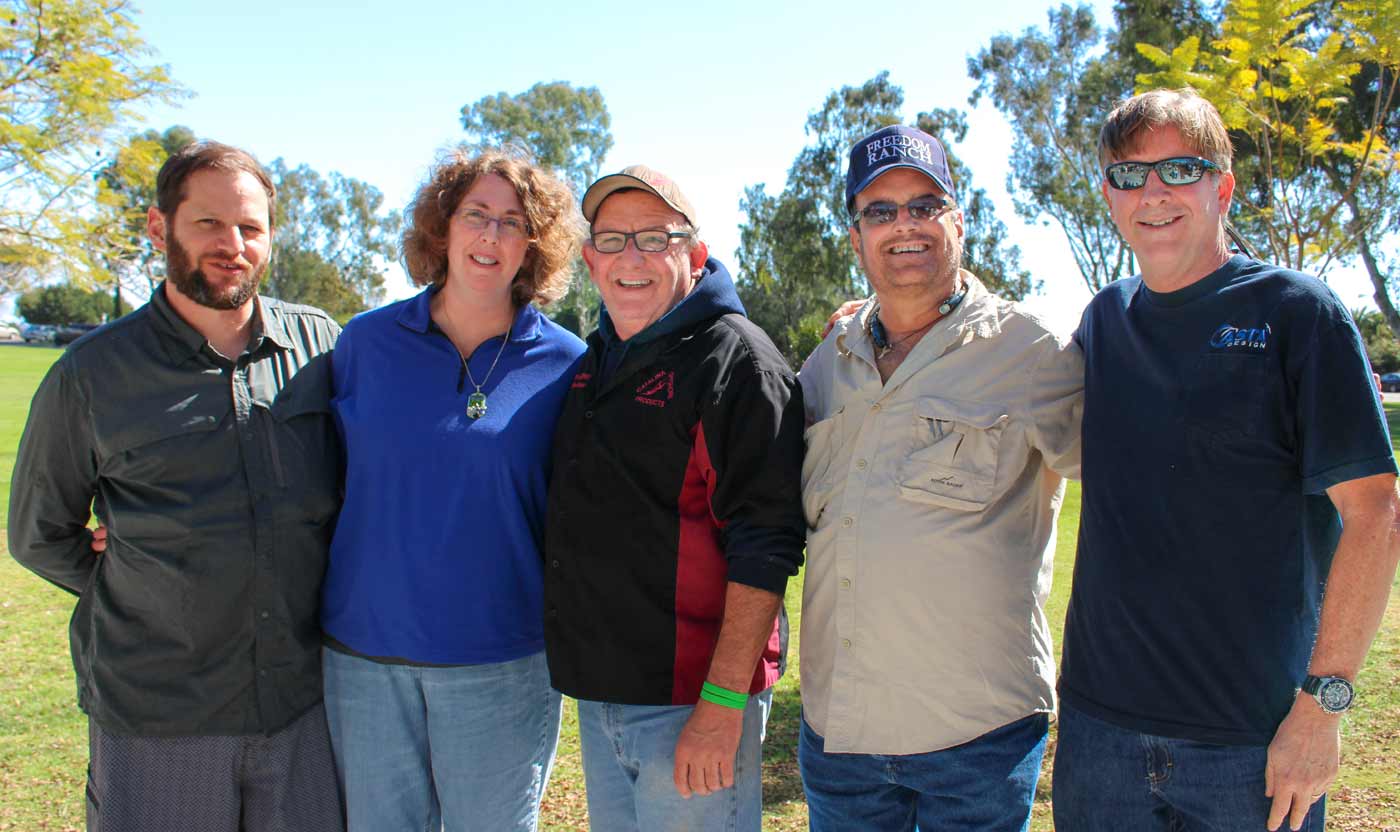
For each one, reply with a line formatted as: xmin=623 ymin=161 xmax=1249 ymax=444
xmin=798 ymin=272 xmax=1083 ymax=754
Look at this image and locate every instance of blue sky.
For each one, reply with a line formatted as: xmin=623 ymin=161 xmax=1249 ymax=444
xmin=102 ymin=0 xmax=1376 ymax=329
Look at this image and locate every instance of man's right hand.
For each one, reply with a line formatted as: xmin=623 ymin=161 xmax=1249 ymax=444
xmin=672 ymin=699 xmax=744 ymax=798
xmin=822 ymin=300 xmax=865 ymax=338
xmin=91 ymin=525 xmax=108 ymax=555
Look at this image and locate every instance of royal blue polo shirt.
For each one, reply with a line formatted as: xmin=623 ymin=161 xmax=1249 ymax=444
xmin=321 ymin=288 xmax=585 ymax=664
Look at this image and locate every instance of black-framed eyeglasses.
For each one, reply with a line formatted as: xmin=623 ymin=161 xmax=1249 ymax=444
xmin=851 ymin=196 xmax=955 ymax=227
xmin=459 ymin=208 xmax=530 ymax=239
xmin=1104 ymin=157 xmax=1221 ymax=190
xmin=590 ymin=229 xmax=692 ymax=254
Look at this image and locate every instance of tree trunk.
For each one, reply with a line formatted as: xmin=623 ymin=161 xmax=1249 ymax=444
xmin=1357 ymin=234 xmax=1400 ymax=345
xmin=1338 ymin=183 xmax=1400 ymax=344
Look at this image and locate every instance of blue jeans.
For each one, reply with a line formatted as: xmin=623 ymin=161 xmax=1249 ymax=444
xmin=322 ymin=647 xmax=561 ymax=832
xmin=799 ymin=712 xmax=1048 ymax=832
xmin=1053 ymin=702 xmax=1326 ymax=831
xmin=576 ymin=689 xmax=772 ymax=832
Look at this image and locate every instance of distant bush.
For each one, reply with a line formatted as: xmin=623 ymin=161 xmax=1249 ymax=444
xmin=18 ymin=285 xmax=129 ymax=326
xmin=1353 ymin=308 xmax=1400 ymax=374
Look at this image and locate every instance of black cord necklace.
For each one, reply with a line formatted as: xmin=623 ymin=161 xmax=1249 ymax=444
xmin=870 ymin=281 xmax=968 ymax=359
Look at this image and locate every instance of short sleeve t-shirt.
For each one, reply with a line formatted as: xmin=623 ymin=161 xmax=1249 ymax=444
xmin=1060 ymin=255 xmax=1396 ymax=745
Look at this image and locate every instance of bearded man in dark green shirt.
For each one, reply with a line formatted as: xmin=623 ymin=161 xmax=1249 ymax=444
xmin=9 ymin=141 xmax=344 ymax=831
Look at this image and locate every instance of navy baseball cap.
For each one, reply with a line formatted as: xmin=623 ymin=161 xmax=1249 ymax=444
xmin=845 ymin=125 xmax=957 ymax=212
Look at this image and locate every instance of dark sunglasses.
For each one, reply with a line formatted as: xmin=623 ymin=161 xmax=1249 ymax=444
xmin=851 ymin=195 xmax=954 ymax=226
xmin=1104 ymin=157 xmax=1221 ymax=190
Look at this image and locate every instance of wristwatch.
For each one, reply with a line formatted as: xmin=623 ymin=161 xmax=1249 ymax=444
xmin=1301 ymin=675 xmax=1355 ymax=714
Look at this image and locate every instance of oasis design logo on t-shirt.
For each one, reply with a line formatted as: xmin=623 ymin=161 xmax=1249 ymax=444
xmin=1209 ymin=323 xmax=1271 ymax=351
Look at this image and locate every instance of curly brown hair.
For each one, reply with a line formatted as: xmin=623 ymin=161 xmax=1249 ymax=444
xmin=402 ymin=147 xmax=579 ymax=307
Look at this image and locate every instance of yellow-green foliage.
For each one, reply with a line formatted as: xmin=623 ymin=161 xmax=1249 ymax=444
xmin=0 ymin=0 xmax=184 ymax=292
xmin=1134 ymin=0 xmax=1398 ymax=275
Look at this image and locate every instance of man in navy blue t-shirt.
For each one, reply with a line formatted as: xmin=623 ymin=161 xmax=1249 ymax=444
xmin=1053 ymin=88 xmax=1400 ymax=832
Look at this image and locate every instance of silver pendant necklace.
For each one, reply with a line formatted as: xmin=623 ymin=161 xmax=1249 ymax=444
xmin=461 ymin=319 xmax=512 ymax=419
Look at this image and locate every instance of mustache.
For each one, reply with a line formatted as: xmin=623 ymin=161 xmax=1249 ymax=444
xmin=199 ymin=255 xmax=254 ymax=269
xmin=882 ymin=237 xmax=937 ymax=251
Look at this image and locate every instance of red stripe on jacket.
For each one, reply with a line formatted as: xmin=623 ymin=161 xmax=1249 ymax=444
xmin=672 ymin=422 xmax=782 ymax=704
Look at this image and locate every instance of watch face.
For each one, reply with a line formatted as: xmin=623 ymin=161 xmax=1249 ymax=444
xmin=1318 ymin=678 xmax=1354 ymax=712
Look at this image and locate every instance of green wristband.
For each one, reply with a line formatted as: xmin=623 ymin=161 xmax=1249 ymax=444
xmin=700 ymin=682 xmax=748 ymax=709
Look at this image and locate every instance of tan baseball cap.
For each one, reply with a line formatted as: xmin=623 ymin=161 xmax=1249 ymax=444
xmin=581 ymin=164 xmax=698 ymax=228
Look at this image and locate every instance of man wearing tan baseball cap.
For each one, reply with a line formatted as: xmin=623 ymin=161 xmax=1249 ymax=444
xmin=543 ymin=165 xmax=806 ymax=831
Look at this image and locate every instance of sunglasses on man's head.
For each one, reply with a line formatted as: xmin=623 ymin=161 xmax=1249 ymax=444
xmin=1104 ymin=157 xmax=1220 ymax=190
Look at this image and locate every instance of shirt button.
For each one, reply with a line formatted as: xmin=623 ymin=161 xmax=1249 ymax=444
xmin=551 ymin=559 xmax=560 ymax=568
xmin=855 ymin=459 xmax=867 ymax=470
xmin=259 ymin=610 xmax=269 ymax=619
xmin=584 ymin=410 xmax=595 ymax=419
xmin=871 ymin=402 xmax=881 ymax=412
xmin=841 ymin=639 xmax=852 ymax=649
xmin=840 ymin=578 xmax=851 ymax=589
xmin=841 ymin=516 xmax=854 ymax=528
xmin=259 ymin=669 xmax=268 ymax=677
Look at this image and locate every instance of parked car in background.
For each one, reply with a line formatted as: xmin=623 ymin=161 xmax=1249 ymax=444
xmin=21 ymin=323 xmax=57 ymax=343
xmin=1381 ymin=372 xmax=1400 ymax=393
xmin=0 ymin=322 xmax=21 ymax=341
xmin=53 ymin=322 xmax=100 ymax=345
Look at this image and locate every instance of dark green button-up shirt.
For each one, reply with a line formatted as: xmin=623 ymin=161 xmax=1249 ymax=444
xmin=8 ymin=285 xmax=341 ymax=736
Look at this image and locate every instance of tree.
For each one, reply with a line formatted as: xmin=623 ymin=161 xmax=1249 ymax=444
xmin=736 ymin=72 xmax=1032 ymax=367
xmin=263 ymin=159 xmax=400 ymax=323
xmin=270 ymin=248 xmax=364 ymax=324
xmin=1352 ymin=307 xmax=1400 ymax=373
xmin=968 ymin=2 xmax=1216 ymax=292
xmin=91 ymin=125 xmax=195 ymax=311
xmin=917 ymin=108 xmax=1036 ymax=303
xmin=1137 ymin=0 xmax=1400 ymax=335
xmin=87 ymin=134 xmax=390 ymax=322
xmin=737 ymin=75 xmax=900 ymax=363
xmin=18 ymin=282 xmax=126 ymax=324
xmin=1 ymin=0 xmax=183 ymax=293
xmin=461 ymin=81 xmax=614 ymax=336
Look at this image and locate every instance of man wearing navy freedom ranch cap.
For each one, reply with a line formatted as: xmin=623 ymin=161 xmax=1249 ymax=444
xmin=797 ymin=124 xmax=1084 ymax=830
xmin=845 ymin=124 xmax=957 ymax=208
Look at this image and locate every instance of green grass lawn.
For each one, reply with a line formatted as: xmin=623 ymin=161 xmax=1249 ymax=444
xmin=1 ymin=345 xmax=1397 ymax=830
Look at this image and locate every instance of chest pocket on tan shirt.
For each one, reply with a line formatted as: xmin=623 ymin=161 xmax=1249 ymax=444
xmin=801 ymin=408 xmax=846 ymax=529
xmin=899 ymin=397 xmax=1008 ymax=512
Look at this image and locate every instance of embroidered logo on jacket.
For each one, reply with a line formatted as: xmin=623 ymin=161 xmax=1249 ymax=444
xmin=1209 ymin=323 xmax=1270 ymax=351
xmin=571 ymin=371 xmax=592 ymax=390
xmin=635 ymin=371 xmax=675 ymax=407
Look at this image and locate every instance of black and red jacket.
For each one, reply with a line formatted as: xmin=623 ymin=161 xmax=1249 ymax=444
xmin=543 ymin=259 xmax=805 ymax=706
